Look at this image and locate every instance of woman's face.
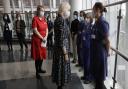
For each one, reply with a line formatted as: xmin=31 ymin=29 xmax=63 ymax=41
xmin=93 ymin=8 xmax=101 ymax=18
xmin=63 ymin=9 xmax=70 ymax=19
xmin=4 ymin=15 xmax=8 ymax=19
xmin=39 ymin=8 xmax=45 ymax=17
xmin=86 ymin=17 xmax=90 ymax=23
xmin=17 ymin=15 xmax=21 ymax=20
xmin=80 ymin=12 xmax=83 ymax=17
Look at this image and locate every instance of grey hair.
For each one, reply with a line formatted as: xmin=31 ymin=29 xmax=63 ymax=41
xmin=58 ymin=2 xmax=71 ymax=14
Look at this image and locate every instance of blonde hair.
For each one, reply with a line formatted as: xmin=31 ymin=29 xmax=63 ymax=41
xmin=58 ymin=2 xmax=71 ymax=14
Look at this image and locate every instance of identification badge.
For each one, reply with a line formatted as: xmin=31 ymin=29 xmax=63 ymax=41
xmin=6 ymin=28 xmax=9 ymax=30
xmin=83 ymin=37 xmax=86 ymax=40
xmin=91 ymin=35 xmax=96 ymax=39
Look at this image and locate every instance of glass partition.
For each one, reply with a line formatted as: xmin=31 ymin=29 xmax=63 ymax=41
xmin=83 ymin=1 xmax=128 ymax=89
xmin=106 ymin=2 xmax=128 ymax=89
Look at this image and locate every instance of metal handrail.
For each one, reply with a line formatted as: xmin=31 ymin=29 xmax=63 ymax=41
xmin=81 ymin=0 xmax=128 ymax=11
xmin=110 ymin=47 xmax=128 ymax=62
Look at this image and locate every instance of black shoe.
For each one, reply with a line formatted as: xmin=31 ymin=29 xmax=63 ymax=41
xmin=72 ymin=60 xmax=76 ymax=63
xmin=25 ymin=47 xmax=28 ymax=50
xmin=75 ymin=64 xmax=80 ymax=67
xmin=103 ymin=84 xmax=107 ymax=89
xmin=38 ymin=69 xmax=46 ymax=73
xmin=81 ymin=76 xmax=85 ymax=80
xmin=36 ymin=73 xmax=41 ymax=79
xmin=11 ymin=48 xmax=13 ymax=51
xmin=8 ymin=47 xmax=11 ymax=51
xmin=57 ymin=86 xmax=63 ymax=89
xmin=20 ymin=48 xmax=23 ymax=51
xmin=83 ymin=80 xmax=91 ymax=84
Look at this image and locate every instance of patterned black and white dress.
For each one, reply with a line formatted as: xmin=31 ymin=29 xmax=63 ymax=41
xmin=52 ymin=14 xmax=71 ymax=86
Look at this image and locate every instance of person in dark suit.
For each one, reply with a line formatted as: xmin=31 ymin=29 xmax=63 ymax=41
xmin=70 ymin=11 xmax=79 ymax=63
xmin=3 ymin=13 xmax=13 ymax=50
xmin=15 ymin=13 xmax=28 ymax=50
xmin=47 ymin=16 xmax=54 ymax=58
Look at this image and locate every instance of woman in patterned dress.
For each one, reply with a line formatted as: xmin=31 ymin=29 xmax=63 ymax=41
xmin=52 ymin=2 xmax=71 ymax=89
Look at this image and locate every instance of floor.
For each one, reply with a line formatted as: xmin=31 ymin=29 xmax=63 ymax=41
xmin=0 ymin=44 xmax=111 ymax=89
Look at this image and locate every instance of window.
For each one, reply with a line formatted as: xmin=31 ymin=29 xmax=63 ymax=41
xmin=23 ymin=0 xmax=31 ymax=7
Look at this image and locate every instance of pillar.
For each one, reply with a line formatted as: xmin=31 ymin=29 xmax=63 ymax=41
xmin=3 ymin=0 xmax=11 ymax=13
xmin=49 ymin=0 xmax=52 ymax=19
xmin=30 ymin=0 xmax=34 ymax=15
xmin=69 ymin=0 xmax=83 ymax=20
xmin=40 ymin=0 xmax=43 ymax=5
xmin=53 ymin=0 xmax=56 ymax=9
xmin=10 ymin=0 xmax=16 ymax=13
xmin=21 ymin=0 xmax=25 ymax=13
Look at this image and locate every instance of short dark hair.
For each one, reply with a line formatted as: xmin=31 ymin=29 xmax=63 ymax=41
xmin=16 ymin=12 xmax=21 ymax=19
xmin=80 ymin=11 xmax=86 ymax=17
xmin=93 ymin=2 xmax=107 ymax=13
xmin=3 ymin=13 xmax=11 ymax=23
xmin=73 ymin=11 xmax=78 ymax=16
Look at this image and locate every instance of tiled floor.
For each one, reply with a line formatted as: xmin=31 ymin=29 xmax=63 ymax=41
xmin=0 ymin=44 xmax=110 ymax=89
xmin=0 ymin=73 xmax=84 ymax=89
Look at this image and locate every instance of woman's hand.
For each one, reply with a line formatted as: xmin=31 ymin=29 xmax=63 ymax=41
xmin=43 ymin=36 xmax=47 ymax=41
xmin=64 ymin=54 xmax=69 ymax=62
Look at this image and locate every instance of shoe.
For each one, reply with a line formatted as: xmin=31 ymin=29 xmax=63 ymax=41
xmin=83 ymin=80 xmax=91 ymax=84
xmin=38 ymin=69 xmax=46 ymax=73
xmin=72 ymin=60 xmax=76 ymax=63
xmin=25 ymin=47 xmax=28 ymax=50
xmin=20 ymin=48 xmax=23 ymax=51
xmin=57 ymin=86 xmax=63 ymax=89
xmin=10 ymin=47 xmax=13 ymax=51
xmin=81 ymin=76 xmax=85 ymax=80
xmin=36 ymin=73 xmax=41 ymax=79
xmin=103 ymin=84 xmax=107 ymax=89
xmin=75 ymin=64 xmax=80 ymax=67
xmin=79 ymin=68 xmax=83 ymax=72
xmin=8 ymin=47 xmax=11 ymax=51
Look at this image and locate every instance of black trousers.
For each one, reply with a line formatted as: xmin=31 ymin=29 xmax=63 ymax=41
xmin=17 ymin=33 xmax=28 ymax=49
xmin=4 ymin=30 xmax=13 ymax=49
xmin=6 ymin=39 xmax=13 ymax=49
xmin=95 ymin=80 xmax=106 ymax=89
xmin=35 ymin=60 xmax=43 ymax=73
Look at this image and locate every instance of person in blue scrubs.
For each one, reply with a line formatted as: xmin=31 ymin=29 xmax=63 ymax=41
xmin=81 ymin=13 xmax=93 ymax=84
xmin=76 ymin=11 xmax=85 ymax=68
xmin=91 ymin=2 xmax=110 ymax=89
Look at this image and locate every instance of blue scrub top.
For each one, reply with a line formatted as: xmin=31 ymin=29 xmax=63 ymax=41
xmin=81 ymin=22 xmax=92 ymax=48
xmin=91 ymin=16 xmax=109 ymax=81
xmin=77 ymin=20 xmax=85 ymax=46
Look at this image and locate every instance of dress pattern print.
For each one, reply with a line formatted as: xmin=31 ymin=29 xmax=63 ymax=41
xmin=52 ymin=15 xmax=71 ymax=86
